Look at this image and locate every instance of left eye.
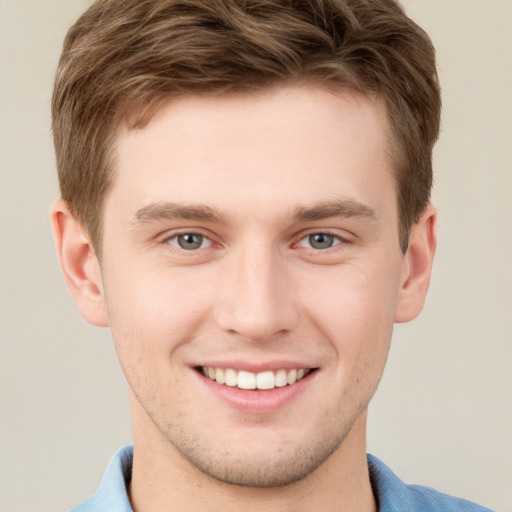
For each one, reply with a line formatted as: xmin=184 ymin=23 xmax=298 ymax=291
xmin=167 ymin=233 xmax=211 ymax=250
xmin=299 ymin=233 xmax=340 ymax=250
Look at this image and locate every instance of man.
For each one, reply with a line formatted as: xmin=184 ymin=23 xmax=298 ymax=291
xmin=50 ymin=0 xmax=494 ymax=510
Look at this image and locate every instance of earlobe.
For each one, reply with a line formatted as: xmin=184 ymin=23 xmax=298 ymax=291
xmin=50 ymin=199 xmax=109 ymax=327
xmin=394 ymin=204 xmax=437 ymax=323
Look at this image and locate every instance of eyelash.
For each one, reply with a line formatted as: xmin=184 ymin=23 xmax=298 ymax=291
xmin=164 ymin=232 xmax=213 ymax=251
xmin=162 ymin=230 xmax=349 ymax=253
xmin=296 ymin=232 xmax=346 ymax=250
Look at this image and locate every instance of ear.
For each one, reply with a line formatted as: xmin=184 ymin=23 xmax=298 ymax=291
xmin=395 ymin=204 xmax=437 ymax=323
xmin=50 ymin=199 xmax=109 ymax=327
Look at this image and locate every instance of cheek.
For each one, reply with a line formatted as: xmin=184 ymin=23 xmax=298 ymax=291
xmin=300 ymin=260 xmax=400 ymax=365
xmin=103 ymin=265 xmax=214 ymax=375
xmin=306 ymin=258 xmax=399 ymax=315
xmin=106 ymin=260 xmax=211 ymax=323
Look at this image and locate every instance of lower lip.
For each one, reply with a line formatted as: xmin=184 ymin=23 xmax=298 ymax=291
xmin=195 ymin=370 xmax=317 ymax=414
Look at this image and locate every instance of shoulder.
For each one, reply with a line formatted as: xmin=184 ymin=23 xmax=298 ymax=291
xmin=367 ymin=454 xmax=496 ymax=512
xmin=70 ymin=446 xmax=134 ymax=512
xmin=406 ymin=484 xmax=496 ymax=512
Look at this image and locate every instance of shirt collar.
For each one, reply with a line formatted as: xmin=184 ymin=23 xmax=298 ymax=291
xmin=71 ymin=445 xmax=134 ymax=512
xmin=72 ymin=446 xmax=488 ymax=512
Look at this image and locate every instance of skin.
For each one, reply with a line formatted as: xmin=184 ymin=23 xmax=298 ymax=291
xmin=52 ymin=86 xmax=436 ymax=512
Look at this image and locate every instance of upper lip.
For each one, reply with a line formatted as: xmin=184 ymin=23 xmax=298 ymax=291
xmin=194 ymin=360 xmax=318 ymax=373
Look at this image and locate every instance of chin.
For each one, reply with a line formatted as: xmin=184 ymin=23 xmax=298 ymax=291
xmin=165 ymin=421 xmax=350 ymax=488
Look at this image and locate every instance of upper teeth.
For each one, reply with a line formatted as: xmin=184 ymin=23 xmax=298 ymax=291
xmin=201 ymin=367 xmax=308 ymax=390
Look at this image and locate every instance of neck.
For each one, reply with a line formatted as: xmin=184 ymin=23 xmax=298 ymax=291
xmin=128 ymin=412 xmax=376 ymax=512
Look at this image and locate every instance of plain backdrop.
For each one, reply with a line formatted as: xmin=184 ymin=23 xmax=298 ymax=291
xmin=1 ymin=1 xmax=511 ymax=511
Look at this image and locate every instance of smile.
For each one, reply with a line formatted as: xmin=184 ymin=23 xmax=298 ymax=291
xmin=199 ymin=366 xmax=312 ymax=390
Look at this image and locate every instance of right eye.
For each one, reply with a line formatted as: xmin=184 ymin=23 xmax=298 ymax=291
xmin=166 ymin=233 xmax=212 ymax=251
xmin=297 ymin=232 xmax=343 ymax=250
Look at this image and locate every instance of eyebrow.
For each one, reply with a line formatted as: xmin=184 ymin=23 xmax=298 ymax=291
xmin=292 ymin=199 xmax=377 ymax=222
xmin=133 ymin=198 xmax=377 ymax=226
xmin=133 ymin=203 xmax=229 ymax=225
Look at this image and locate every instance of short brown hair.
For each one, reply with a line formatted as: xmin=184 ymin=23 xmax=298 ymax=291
xmin=52 ymin=0 xmax=441 ymax=254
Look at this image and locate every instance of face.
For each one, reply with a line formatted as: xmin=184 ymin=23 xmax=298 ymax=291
xmin=97 ymin=87 xmax=410 ymax=486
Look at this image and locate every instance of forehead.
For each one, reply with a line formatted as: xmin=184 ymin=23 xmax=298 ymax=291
xmin=109 ymin=86 xmax=395 ymax=223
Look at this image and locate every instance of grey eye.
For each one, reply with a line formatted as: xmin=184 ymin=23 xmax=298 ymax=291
xmin=307 ymin=233 xmax=336 ymax=249
xmin=175 ymin=233 xmax=205 ymax=250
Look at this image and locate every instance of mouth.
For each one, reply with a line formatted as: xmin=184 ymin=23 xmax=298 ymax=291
xmin=196 ymin=366 xmax=316 ymax=390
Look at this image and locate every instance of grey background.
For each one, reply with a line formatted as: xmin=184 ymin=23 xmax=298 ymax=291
xmin=1 ymin=1 xmax=511 ymax=511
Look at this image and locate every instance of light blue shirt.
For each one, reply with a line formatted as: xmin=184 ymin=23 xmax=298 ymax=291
xmin=71 ymin=445 xmax=495 ymax=511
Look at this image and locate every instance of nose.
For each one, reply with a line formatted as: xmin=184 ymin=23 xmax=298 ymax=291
xmin=214 ymin=243 xmax=299 ymax=342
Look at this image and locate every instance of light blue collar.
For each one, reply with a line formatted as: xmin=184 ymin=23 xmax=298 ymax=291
xmin=71 ymin=446 xmax=494 ymax=512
